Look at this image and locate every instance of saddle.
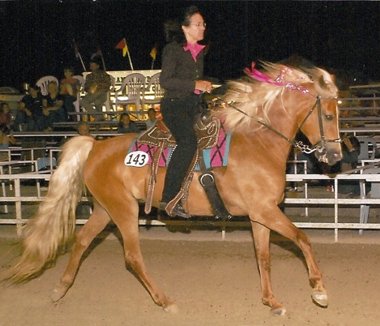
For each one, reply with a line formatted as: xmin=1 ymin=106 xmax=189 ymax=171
xmin=138 ymin=114 xmax=220 ymax=215
xmin=138 ymin=114 xmax=220 ymax=149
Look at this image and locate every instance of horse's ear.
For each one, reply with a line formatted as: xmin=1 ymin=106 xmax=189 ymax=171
xmin=318 ymin=75 xmax=327 ymax=89
xmin=318 ymin=74 xmax=337 ymax=95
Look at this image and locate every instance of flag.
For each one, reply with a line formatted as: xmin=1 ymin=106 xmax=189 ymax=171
xmin=115 ymin=38 xmax=129 ymax=57
xmin=150 ymin=46 xmax=157 ymax=60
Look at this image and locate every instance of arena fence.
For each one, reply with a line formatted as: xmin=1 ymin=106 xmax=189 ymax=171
xmin=0 ymin=171 xmax=379 ymax=242
xmin=1 ymin=92 xmax=379 ymax=241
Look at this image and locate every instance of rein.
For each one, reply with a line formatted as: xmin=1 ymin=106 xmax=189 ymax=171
xmin=215 ymin=96 xmax=320 ymax=154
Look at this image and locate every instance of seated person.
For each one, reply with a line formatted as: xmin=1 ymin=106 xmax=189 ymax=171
xmin=0 ymin=125 xmax=16 ymax=149
xmin=145 ymin=108 xmax=157 ymax=129
xmin=14 ymin=100 xmax=35 ymax=131
xmin=341 ymin=135 xmax=361 ymax=171
xmin=0 ymin=102 xmax=13 ymax=131
xmin=81 ymin=56 xmax=111 ymax=121
xmin=41 ymin=81 xmax=66 ymax=131
xmin=338 ymin=135 xmax=361 ymax=195
xmin=77 ymin=121 xmax=91 ymax=136
xmin=19 ymin=84 xmax=44 ymax=131
xmin=117 ymin=113 xmax=140 ymax=133
xmin=0 ymin=125 xmax=16 ymax=161
xmin=60 ymin=67 xmax=80 ymax=121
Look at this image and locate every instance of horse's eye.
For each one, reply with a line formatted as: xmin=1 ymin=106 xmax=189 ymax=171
xmin=325 ymin=114 xmax=334 ymax=121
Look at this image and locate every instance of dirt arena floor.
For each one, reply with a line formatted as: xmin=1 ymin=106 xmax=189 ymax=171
xmin=1 ymin=226 xmax=380 ymax=326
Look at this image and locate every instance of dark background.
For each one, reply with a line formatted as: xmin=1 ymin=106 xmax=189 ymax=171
xmin=1 ymin=0 xmax=379 ymax=90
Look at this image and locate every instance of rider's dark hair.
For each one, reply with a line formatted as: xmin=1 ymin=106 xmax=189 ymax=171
xmin=164 ymin=5 xmax=202 ymax=44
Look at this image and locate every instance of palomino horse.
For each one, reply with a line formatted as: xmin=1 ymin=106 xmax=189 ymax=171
xmin=3 ymin=62 xmax=342 ymax=315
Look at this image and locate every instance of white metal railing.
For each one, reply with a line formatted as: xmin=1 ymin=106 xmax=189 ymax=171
xmin=0 ymin=172 xmax=380 ymax=242
xmin=338 ymin=95 xmax=380 ymax=133
xmin=286 ymin=173 xmax=380 ymax=242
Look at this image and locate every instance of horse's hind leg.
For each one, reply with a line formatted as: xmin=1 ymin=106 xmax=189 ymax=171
xmin=251 ymin=222 xmax=286 ymax=316
xmin=51 ymin=203 xmax=111 ymax=302
xmin=108 ymin=194 xmax=176 ymax=312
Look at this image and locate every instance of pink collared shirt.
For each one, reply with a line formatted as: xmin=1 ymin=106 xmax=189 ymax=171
xmin=183 ymin=42 xmax=205 ymax=62
xmin=183 ymin=42 xmax=206 ymax=94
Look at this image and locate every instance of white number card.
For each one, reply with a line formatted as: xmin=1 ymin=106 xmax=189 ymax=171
xmin=124 ymin=151 xmax=149 ymax=167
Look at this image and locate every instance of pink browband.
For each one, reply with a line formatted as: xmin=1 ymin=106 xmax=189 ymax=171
xmin=244 ymin=62 xmax=310 ymax=95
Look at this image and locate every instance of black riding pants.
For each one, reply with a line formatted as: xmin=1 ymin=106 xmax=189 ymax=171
xmin=160 ymin=95 xmax=200 ymax=202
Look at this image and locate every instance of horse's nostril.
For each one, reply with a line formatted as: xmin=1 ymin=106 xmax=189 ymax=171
xmin=328 ymin=152 xmax=343 ymax=164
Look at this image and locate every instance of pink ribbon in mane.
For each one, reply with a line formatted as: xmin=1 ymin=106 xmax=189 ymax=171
xmin=244 ymin=62 xmax=310 ymax=95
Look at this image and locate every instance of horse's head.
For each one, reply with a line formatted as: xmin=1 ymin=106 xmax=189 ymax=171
xmin=297 ymin=69 xmax=342 ymax=166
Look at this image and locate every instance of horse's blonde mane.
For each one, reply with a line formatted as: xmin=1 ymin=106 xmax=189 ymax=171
xmin=214 ymin=62 xmax=337 ymax=133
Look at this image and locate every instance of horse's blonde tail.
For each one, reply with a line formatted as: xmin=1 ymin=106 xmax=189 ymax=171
xmin=2 ymin=136 xmax=95 ymax=283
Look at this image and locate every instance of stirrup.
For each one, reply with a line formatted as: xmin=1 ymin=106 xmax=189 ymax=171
xmin=159 ymin=202 xmax=190 ymax=219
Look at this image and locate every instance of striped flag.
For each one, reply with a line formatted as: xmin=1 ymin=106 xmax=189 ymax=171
xmin=115 ymin=38 xmax=129 ymax=57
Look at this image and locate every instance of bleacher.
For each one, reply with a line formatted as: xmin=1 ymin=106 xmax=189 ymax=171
xmin=3 ymin=87 xmax=379 ymax=161
xmin=52 ymin=118 xmax=147 ymax=133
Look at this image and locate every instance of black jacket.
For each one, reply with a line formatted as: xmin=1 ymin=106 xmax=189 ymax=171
xmin=159 ymin=41 xmax=205 ymax=99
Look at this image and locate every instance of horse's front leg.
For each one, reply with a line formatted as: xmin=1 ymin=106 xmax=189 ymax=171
xmin=253 ymin=206 xmax=328 ymax=308
xmin=51 ymin=204 xmax=111 ymax=302
xmin=251 ymin=221 xmax=286 ymax=316
xmin=295 ymin=227 xmax=328 ymax=307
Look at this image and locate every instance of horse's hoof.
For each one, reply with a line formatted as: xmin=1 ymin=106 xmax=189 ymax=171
xmin=164 ymin=303 xmax=179 ymax=314
xmin=50 ymin=285 xmax=68 ymax=303
xmin=270 ymin=306 xmax=286 ymax=316
xmin=311 ymin=291 xmax=328 ymax=308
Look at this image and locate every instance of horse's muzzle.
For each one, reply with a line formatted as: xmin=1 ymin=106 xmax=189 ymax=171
xmin=314 ymin=144 xmax=342 ymax=166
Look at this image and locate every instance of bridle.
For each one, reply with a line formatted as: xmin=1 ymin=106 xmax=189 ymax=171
xmin=294 ymin=95 xmax=341 ymax=155
xmin=215 ymin=64 xmax=342 ymax=155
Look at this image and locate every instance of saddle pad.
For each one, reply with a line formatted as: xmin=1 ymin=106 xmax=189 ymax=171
xmin=128 ymin=125 xmax=231 ymax=170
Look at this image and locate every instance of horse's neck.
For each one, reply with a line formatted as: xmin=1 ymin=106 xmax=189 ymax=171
xmin=258 ymin=130 xmax=293 ymax=162
xmin=255 ymin=110 xmax=298 ymax=162
xmin=230 ymin=129 xmax=292 ymax=174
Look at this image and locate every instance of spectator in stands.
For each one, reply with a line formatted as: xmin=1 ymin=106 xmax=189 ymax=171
xmin=81 ymin=55 xmax=111 ymax=121
xmin=19 ymin=85 xmax=43 ymax=131
xmin=77 ymin=121 xmax=91 ymax=136
xmin=60 ymin=66 xmax=80 ymax=121
xmin=341 ymin=135 xmax=361 ymax=171
xmin=0 ymin=125 xmax=16 ymax=149
xmin=145 ymin=108 xmax=157 ymax=129
xmin=0 ymin=124 xmax=16 ymax=161
xmin=41 ymin=81 xmax=66 ymax=131
xmin=14 ymin=100 xmax=35 ymax=131
xmin=0 ymin=102 xmax=13 ymax=131
xmin=337 ymin=135 xmax=361 ymax=195
xmin=117 ymin=113 xmax=140 ymax=133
